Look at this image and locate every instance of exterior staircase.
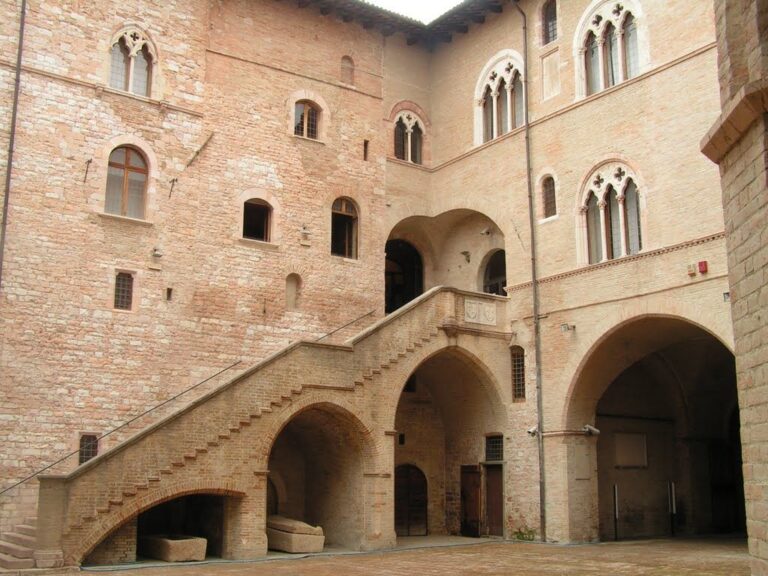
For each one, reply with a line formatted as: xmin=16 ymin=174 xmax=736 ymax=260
xmin=0 ymin=518 xmax=36 ymax=570
xmin=3 ymin=287 xmax=509 ymax=568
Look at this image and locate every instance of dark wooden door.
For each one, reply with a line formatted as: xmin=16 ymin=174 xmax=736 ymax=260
xmin=485 ymin=464 xmax=503 ymax=536
xmin=461 ymin=465 xmax=481 ymax=537
xmin=395 ymin=465 xmax=428 ymax=536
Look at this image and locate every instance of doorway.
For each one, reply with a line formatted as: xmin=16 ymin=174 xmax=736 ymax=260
xmin=395 ymin=464 xmax=428 ymax=536
xmin=385 ymin=240 xmax=423 ymax=313
xmin=461 ymin=465 xmax=481 ymax=537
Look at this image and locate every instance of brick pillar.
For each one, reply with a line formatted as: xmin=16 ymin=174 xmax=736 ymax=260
xmin=35 ymin=475 xmax=66 ymax=568
xmin=221 ymin=474 xmax=267 ymax=560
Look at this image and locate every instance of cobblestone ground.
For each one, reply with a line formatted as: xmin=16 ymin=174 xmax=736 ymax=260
xmin=82 ymin=538 xmax=749 ymax=576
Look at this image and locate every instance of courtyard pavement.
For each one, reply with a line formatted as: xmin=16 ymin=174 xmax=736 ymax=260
xmin=80 ymin=537 xmax=750 ymax=575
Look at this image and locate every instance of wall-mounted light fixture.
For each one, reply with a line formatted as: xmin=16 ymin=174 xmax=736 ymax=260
xmin=723 ymin=292 xmax=731 ymax=302
xmin=151 ymin=247 xmax=163 ymax=258
xmin=461 ymin=251 xmax=471 ymax=263
xmin=560 ymin=323 xmax=575 ymax=333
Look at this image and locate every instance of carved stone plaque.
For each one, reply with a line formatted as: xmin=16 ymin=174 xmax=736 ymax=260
xmin=464 ymin=300 xmax=497 ymax=326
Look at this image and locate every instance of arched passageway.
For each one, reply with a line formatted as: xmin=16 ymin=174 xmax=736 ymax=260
xmin=267 ymin=404 xmax=371 ymax=551
xmin=385 ymin=239 xmax=423 ymax=313
xmin=482 ymin=249 xmax=506 ymax=295
xmin=394 ymin=349 xmax=506 ymax=538
xmin=566 ymin=316 xmax=744 ymax=541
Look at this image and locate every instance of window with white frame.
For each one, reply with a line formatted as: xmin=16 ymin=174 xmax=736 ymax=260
xmin=109 ymin=28 xmax=155 ymax=97
xmin=581 ymin=163 xmax=642 ymax=264
xmin=474 ymin=51 xmax=525 ymax=145
xmin=393 ymin=112 xmax=424 ymax=165
xmin=576 ymin=2 xmax=644 ymax=99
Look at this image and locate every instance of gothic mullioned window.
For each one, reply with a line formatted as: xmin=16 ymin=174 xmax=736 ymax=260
xmin=476 ymin=52 xmax=525 ymax=145
xmin=581 ymin=163 xmax=642 ymax=264
xmin=577 ymin=2 xmax=643 ymax=98
xmin=481 ymin=63 xmax=524 ymax=142
xmin=109 ymin=28 xmax=155 ymax=97
xmin=393 ymin=112 xmax=424 ymax=165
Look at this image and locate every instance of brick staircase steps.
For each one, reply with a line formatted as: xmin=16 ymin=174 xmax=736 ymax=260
xmin=15 ymin=525 xmax=35 ymax=538
xmin=1 ymin=532 xmax=35 ymax=549
xmin=0 ymin=551 xmax=35 ymax=570
xmin=0 ymin=539 xmax=34 ymax=559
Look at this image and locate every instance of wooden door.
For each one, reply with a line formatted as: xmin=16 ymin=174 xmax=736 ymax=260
xmin=461 ymin=465 xmax=481 ymax=537
xmin=485 ymin=464 xmax=503 ymax=536
xmin=395 ymin=465 xmax=428 ymax=536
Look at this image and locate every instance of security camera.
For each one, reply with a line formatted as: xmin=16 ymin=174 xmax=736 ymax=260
xmin=527 ymin=426 xmax=538 ymax=437
xmin=582 ymin=424 xmax=600 ymax=436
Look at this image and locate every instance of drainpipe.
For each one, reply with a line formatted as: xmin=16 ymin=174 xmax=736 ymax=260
xmin=0 ymin=0 xmax=27 ymax=295
xmin=511 ymin=0 xmax=546 ymax=542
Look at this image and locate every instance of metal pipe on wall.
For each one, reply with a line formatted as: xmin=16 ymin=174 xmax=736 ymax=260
xmin=0 ymin=0 xmax=28 ymax=295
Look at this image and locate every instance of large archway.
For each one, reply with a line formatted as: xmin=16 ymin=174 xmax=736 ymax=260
xmin=267 ymin=403 xmax=372 ymax=551
xmin=393 ymin=348 xmax=506 ymax=538
xmin=565 ymin=316 xmax=744 ymax=541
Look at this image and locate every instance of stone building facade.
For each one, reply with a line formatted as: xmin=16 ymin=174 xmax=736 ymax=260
xmin=0 ymin=0 xmax=747 ymax=570
xmin=702 ymin=0 xmax=768 ymax=574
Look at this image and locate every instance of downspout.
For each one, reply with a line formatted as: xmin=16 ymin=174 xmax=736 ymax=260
xmin=511 ymin=0 xmax=546 ymax=542
xmin=0 ymin=0 xmax=27 ymax=295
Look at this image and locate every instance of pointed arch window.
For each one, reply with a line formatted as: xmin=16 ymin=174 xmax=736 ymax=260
xmin=604 ymin=24 xmax=619 ymax=89
xmin=585 ymin=32 xmax=600 ymax=96
xmin=109 ymin=29 xmax=155 ymax=97
xmin=624 ymin=14 xmax=639 ymax=79
xmin=393 ymin=112 xmax=424 ymax=165
xmin=543 ymin=0 xmax=557 ymax=45
xmin=340 ymin=55 xmax=355 ymax=85
xmin=583 ymin=166 xmax=642 ymax=264
xmin=482 ymin=87 xmax=494 ymax=143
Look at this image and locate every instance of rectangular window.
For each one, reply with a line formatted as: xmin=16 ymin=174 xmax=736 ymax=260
xmin=79 ymin=434 xmax=99 ymax=464
xmin=511 ymin=346 xmax=526 ymax=400
xmin=485 ymin=435 xmax=503 ymax=462
xmin=114 ymin=272 xmax=134 ymax=310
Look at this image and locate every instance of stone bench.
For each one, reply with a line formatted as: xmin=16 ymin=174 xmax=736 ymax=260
xmin=138 ymin=535 xmax=207 ymax=562
xmin=266 ymin=515 xmax=324 ymax=553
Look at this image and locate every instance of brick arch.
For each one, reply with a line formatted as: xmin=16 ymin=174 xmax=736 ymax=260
xmin=381 ymin=343 xmax=508 ymax=431
xmin=253 ymin=392 xmax=382 ymax=473
xmin=72 ymin=479 xmax=248 ymax=565
xmin=562 ymin=312 xmax=735 ymax=431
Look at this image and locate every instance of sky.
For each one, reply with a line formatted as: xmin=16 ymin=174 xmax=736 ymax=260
xmin=363 ymin=0 xmax=464 ymax=23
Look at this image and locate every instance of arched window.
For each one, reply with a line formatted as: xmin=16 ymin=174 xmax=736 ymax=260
xmin=105 ymin=146 xmax=147 ymax=219
xmin=483 ymin=250 xmax=507 ymax=295
xmin=482 ymin=86 xmax=494 ymax=143
xmin=286 ymin=274 xmax=302 ymax=310
xmin=582 ymin=165 xmax=642 ymax=264
xmin=543 ymin=0 xmax=557 ymax=45
xmin=584 ymin=32 xmax=600 ymax=96
xmin=497 ymin=79 xmax=509 ymax=137
xmin=542 ymin=176 xmax=557 ymax=218
xmin=604 ymin=23 xmax=619 ymax=89
xmin=393 ymin=112 xmax=424 ymax=165
xmin=242 ymin=199 xmax=272 ymax=242
xmin=510 ymin=346 xmax=525 ymax=400
xmin=331 ymin=197 xmax=358 ymax=259
xmin=109 ymin=29 xmax=155 ymax=97
xmin=623 ymin=14 xmax=639 ymax=79
xmin=294 ymin=100 xmax=319 ymax=139
xmin=512 ymin=72 xmax=524 ymax=128
xmin=394 ymin=118 xmax=407 ymax=160
xmin=577 ymin=4 xmax=643 ymax=97
xmin=340 ymin=56 xmax=355 ymax=85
